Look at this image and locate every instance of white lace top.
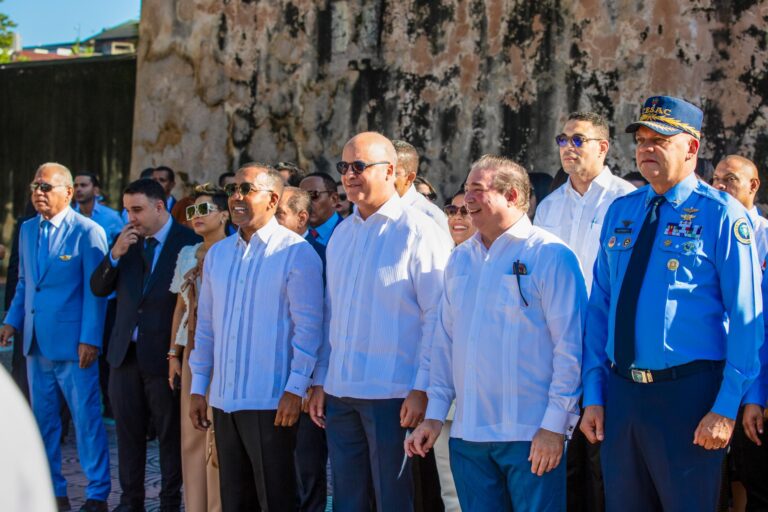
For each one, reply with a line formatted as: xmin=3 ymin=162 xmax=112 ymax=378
xmin=169 ymin=242 xmax=202 ymax=346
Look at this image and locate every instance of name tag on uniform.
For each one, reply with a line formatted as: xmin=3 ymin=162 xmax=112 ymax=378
xmin=614 ymin=227 xmax=632 ymax=234
xmin=664 ymin=222 xmax=702 ymax=239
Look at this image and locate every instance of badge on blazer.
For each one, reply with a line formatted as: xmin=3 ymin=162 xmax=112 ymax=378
xmin=59 ymin=255 xmax=72 ymax=261
xmin=682 ymin=241 xmax=697 ymax=254
xmin=623 ymin=238 xmax=632 ymax=247
xmin=667 ymin=258 xmax=679 ymax=271
xmin=608 ymin=236 xmax=616 ymax=248
xmin=733 ymin=218 xmax=752 ymax=245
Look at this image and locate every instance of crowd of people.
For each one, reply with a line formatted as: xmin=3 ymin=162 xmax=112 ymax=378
xmin=1 ymin=93 xmax=767 ymax=512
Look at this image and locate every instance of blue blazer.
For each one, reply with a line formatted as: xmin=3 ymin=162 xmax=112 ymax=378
xmin=5 ymin=208 xmax=108 ymax=361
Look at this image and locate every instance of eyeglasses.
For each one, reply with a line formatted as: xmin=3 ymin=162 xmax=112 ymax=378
xmin=30 ymin=182 xmax=67 ymax=193
xmin=444 ymin=204 xmax=469 ymax=217
xmin=306 ymin=190 xmax=334 ymax=201
xmin=185 ymin=202 xmax=219 ymax=221
xmin=224 ymin=182 xmax=273 ymax=197
xmin=421 ymin=192 xmax=437 ymax=202
xmin=338 ymin=193 xmax=348 ymax=201
xmin=336 ymin=161 xmax=390 ymax=176
xmin=555 ymin=134 xmax=603 ymax=148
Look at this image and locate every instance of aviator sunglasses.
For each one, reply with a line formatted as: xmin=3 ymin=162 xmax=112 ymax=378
xmin=336 ymin=161 xmax=390 ymax=176
xmin=30 ymin=182 xmax=67 ymax=193
xmin=185 ymin=202 xmax=219 ymax=221
xmin=224 ymin=182 xmax=273 ymax=197
xmin=555 ymin=134 xmax=603 ymax=148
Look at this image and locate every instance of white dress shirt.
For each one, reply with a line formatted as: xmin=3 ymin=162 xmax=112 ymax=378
xmin=425 ymin=215 xmax=587 ymax=442
xmin=315 ymin=193 xmax=452 ymax=398
xmin=748 ymin=206 xmax=768 ymax=268
xmin=189 ymin=217 xmax=324 ymax=412
xmin=534 ymin=166 xmax=635 ymax=291
xmin=402 ymin=184 xmax=451 ymax=234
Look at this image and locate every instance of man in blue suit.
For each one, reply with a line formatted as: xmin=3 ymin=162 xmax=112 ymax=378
xmin=0 ymin=162 xmax=111 ymax=512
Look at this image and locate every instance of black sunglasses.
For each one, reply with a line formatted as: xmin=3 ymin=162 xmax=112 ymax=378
xmin=306 ymin=190 xmax=334 ymax=201
xmin=555 ymin=134 xmax=603 ymax=148
xmin=336 ymin=160 xmax=390 ymax=176
xmin=338 ymin=192 xmax=348 ymax=201
xmin=224 ymin=182 xmax=273 ymax=197
xmin=185 ymin=202 xmax=219 ymax=221
xmin=30 ymin=182 xmax=66 ymax=193
xmin=444 ymin=204 xmax=469 ymax=217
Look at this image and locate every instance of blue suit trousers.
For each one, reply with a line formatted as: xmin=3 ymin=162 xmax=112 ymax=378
xmin=27 ymin=348 xmax=110 ymax=500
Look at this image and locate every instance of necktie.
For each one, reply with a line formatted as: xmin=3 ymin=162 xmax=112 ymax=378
xmin=38 ymin=220 xmax=51 ymax=275
xmin=142 ymin=237 xmax=158 ymax=290
xmin=614 ymin=195 xmax=666 ymax=371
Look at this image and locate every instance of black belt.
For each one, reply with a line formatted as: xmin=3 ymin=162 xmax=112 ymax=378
xmin=612 ymin=359 xmax=724 ymax=384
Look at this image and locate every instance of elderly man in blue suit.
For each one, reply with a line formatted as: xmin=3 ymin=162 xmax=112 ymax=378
xmin=0 ymin=163 xmax=111 ymax=512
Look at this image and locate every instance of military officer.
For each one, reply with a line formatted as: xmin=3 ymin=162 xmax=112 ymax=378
xmin=581 ymin=96 xmax=763 ymax=512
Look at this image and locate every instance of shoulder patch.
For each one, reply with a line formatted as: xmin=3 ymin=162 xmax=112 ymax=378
xmin=734 ymin=218 xmax=752 ymax=245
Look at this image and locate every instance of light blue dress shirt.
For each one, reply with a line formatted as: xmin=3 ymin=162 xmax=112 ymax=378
xmin=311 ymin=211 xmax=342 ymax=246
xmin=74 ymin=201 xmax=124 ymax=246
xmin=583 ymin=172 xmax=764 ymax=419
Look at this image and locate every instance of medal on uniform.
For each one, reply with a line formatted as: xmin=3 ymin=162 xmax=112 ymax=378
xmin=683 ymin=207 xmax=699 ymax=214
xmin=682 ymin=241 xmax=696 ymax=254
xmin=733 ymin=218 xmax=752 ymax=245
xmin=663 ymin=239 xmax=672 ymax=247
xmin=608 ymin=236 xmax=616 ymax=248
xmin=667 ymin=258 xmax=679 ymax=271
xmin=623 ymin=238 xmax=631 ymax=247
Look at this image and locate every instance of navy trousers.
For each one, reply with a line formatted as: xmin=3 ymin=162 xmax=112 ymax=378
xmin=602 ymin=366 xmax=725 ymax=512
xmin=295 ymin=412 xmax=327 ymax=512
xmin=325 ymin=395 xmax=413 ymax=511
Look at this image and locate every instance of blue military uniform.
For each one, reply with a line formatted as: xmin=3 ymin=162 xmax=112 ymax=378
xmin=582 ymin=96 xmax=763 ymax=511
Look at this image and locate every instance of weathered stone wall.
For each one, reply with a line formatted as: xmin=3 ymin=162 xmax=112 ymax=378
xmin=132 ymin=0 xmax=768 ymax=200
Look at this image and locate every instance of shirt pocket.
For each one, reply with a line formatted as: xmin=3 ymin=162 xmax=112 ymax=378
xmin=605 ymin=236 xmax=635 ymax=282
xmin=658 ymin=238 xmax=703 ymax=285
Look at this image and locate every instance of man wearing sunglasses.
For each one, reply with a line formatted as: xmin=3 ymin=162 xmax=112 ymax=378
xmin=1 ymin=163 xmax=111 ymax=512
xmin=392 ymin=140 xmax=450 ymax=236
xmin=190 ymin=163 xmax=324 ymax=511
xmin=533 ymin=112 xmax=635 ymax=511
xmin=308 ymin=132 xmax=451 ymax=512
xmin=299 ymin=172 xmax=344 ymax=249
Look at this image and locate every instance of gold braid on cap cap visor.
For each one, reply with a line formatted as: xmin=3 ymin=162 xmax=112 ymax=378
xmin=638 ymin=114 xmax=701 ymax=139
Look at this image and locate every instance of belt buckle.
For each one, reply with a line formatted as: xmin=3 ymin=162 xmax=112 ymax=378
xmin=631 ymin=369 xmax=653 ymax=384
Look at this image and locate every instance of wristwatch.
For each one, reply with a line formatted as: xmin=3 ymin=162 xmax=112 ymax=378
xmin=167 ymin=348 xmax=179 ymax=360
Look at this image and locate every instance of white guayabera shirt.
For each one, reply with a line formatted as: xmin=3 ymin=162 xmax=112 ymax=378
xmin=426 ymin=215 xmax=588 ymax=442
xmin=315 ymin=193 xmax=452 ymax=398
xmin=534 ymin=166 xmax=636 ymax=292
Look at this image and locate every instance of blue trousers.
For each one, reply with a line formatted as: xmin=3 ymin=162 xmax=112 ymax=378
xmin=27 ymin=352 xmax=111 ymax=500
xmin=602 ymin=367 xmax=724 ymax=512
xmin=325 ymin=395 xmax=413 ymax=511
xmin=449 ymin=438 xmax=566 ymax=511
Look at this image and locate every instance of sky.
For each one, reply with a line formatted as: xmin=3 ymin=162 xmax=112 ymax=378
xmin=2 ymin=0 xmax=141 ymax=47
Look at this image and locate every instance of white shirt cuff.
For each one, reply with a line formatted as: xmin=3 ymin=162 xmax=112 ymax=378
xmin=285 ymin=372 xmax=311 ymax=398
xmin=425 ymin=397 xmax=451 ymax=423
xmin=540 ymin=405 xmax=580 ymax=438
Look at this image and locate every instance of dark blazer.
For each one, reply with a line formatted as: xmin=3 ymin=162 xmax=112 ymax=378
xmin=90 ymin=219 xmax=200 ymax=376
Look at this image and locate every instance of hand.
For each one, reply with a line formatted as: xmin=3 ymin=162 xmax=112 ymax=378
xmin=743 ymin=404 xmax=764 ymax=446
xmin=111 ymin=224 xmax=141 ymax=260
xmin=190 ymin=394 xmax=211 ymax=431
xmin=400 ymin=390 xmax=428 ymax=428
xmin=302 ymin=386 xmax=313 ymax=414
xmin=168 ymin=357 xmax=182 ymax=390
xmin=694 ymin=411 xmax=735 ymax=450
xmin=78 ymin=343 xmax=99 ymax=368
xmin=0 ymin=324 xmax=15 ymax=347
xmin=404 ymin=419 xmax=443 ymax=458
xmin=308 ymin=386 xmax=326 ymax=428
xmin=529 ymin=428 xmax=565 ymax=476
xmin=580 ymin=405 xmax=605 ymax=444
xmin=275 ymin=391 xmax=302 ymax=427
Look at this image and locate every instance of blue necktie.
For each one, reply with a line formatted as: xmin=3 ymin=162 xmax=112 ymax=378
xmin=38 ymin=220 xmax=51 ymax=276
xmin=614 ymin=195 xmax=666 ymax=371
xmin=142 ymin=237 xmax=159 ymax=290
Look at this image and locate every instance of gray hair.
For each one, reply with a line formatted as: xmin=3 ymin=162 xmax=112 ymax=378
xmin=282 ymin=186 xmax=311 ymax=215
xmin=37 ymin=162 xmax=74 ymax=187
xmin=469 ymin=154 xmax=531 ymax=212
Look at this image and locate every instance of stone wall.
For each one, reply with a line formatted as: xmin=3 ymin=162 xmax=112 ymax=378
xmin=132 ymin=0 xmax=768 ymax=200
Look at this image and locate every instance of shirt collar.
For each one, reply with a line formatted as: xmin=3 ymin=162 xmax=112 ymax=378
xmin=469 ymin=213 xmax=533 ymax=249
xmin=352 ymin=193 xmax=403 ymax=223
xmin=645 ymin=171 xmax=698 ymax=210
xmin=148 ymin=215 xmax=173 ymax=245
xmin=565 ymin=165 xmax=613 ymax=198
xmin=314 ymin=211 xmax=341 ymax=239
xmin=41 ymin=206 xmax=71 ymax=229
xmin=73 ymin=199 xmax=104 ymax=216
xmin=237 ymin=216 xmax=279 ymax=247
xmin=401 ymin=184 xmax=421 ymax=207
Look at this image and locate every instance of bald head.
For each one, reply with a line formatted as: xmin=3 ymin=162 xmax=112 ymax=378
xmin=712 ymin=155 xmax=760 ymax=210
xmin=340 ymin=132 xmax=398 ymax=219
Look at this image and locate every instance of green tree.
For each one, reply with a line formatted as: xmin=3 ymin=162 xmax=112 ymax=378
xmin=0 ymin=0 xmax=17 ymax=63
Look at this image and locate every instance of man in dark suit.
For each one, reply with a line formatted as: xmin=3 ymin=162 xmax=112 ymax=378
xmin=299 ymin=172 xmax=344 ymax=261
xmin=91 ymin=178 xmax=200 ymax=512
